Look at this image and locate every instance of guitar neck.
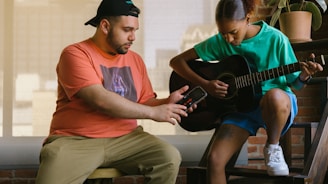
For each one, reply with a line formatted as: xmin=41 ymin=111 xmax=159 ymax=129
xmin=235 ymin=55 xmax=327 ymax=89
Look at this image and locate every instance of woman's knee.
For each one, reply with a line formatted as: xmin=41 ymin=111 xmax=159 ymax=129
xmin=261 ymin=89 xmax=290 ymax=111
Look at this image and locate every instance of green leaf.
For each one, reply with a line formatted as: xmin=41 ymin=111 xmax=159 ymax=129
xmin=270 ymin=8 xmax=282 ymax=26
xmin=269 ymin=0 xmax=286 ymax=26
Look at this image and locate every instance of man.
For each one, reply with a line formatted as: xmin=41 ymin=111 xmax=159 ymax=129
xmin=36 ymin=0 xmax=191 ymax=183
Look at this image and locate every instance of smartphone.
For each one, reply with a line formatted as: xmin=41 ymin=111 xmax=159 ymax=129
xmin=177 ymin=86 xmax=207 ymax=109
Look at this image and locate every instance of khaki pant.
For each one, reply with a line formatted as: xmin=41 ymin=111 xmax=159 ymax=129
xmin=36 ymin=126 xmax=181 ymax=184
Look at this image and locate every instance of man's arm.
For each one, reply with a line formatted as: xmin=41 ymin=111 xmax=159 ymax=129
xmin=77 ymin=84 xmax=188 ymax=124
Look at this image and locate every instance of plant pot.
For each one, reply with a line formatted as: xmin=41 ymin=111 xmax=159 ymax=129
xmin=279 ymin=11 xmax=312 ymax=43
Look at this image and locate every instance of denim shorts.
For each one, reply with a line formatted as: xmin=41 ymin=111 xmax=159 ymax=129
xmin=222 ymin=92 xmax=298 ymax=136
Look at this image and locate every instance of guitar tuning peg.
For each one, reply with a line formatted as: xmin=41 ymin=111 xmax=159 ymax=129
xmin=321 ymin=55 xmax=327 ymax=66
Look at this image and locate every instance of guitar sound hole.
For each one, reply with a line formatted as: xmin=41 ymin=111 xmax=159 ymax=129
xmin=217 ymin=73 xmax=237 ymax=100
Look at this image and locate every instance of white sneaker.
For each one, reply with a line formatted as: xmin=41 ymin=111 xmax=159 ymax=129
xmin=263 ymin=145 xmax=289 ymax=176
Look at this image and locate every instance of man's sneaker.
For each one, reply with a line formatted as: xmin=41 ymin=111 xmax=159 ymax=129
xmin=263 ymin=144 xmax=289 ymax=176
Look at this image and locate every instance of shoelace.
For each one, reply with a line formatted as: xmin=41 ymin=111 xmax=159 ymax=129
xmin=267 ymin=147 xmax=283 ymax=163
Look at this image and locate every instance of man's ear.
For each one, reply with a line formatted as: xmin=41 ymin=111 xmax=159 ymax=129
xmin=99 ymin=19 xmax=110 ymax=34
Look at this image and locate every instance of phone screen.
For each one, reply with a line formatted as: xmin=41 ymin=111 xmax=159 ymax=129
xmin=177 ymin=86 xmax=207 ymax=109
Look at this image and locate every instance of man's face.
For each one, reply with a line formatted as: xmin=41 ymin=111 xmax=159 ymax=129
xmin=106 ymin=16 xmax=139 ymax=54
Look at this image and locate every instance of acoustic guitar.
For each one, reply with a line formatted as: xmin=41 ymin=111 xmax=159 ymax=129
xmin=169 ymin=54 xmax=326 ymax=132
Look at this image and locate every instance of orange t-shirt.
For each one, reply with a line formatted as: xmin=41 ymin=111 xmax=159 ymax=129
xmin=49 ymin=39 xmax=156 ymax=138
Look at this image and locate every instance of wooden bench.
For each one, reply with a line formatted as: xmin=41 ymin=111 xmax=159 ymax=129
xmin=84 ymin=168 xmax=124 ymax=184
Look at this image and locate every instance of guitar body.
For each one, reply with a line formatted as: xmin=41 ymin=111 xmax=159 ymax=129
xmin=169 ymin=55 xmax=262 ymax=131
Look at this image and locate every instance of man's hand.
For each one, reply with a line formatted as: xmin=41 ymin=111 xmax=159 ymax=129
xmin=150 ymin=103 xmax=188 ymax=125
xmin=168 ymin=85 xmax=199 ymax=113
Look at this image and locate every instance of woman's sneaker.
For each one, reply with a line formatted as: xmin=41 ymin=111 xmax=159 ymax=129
xmin=263 ymin=144 xmax=289 ymax=176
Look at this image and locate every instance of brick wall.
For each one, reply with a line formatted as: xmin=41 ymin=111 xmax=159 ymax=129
xmin=0 ymin=168 xmax=37 ymax=184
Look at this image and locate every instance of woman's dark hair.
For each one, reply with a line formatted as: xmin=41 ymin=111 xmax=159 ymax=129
xmin=215 ymin=0 xmax=254 ymax=22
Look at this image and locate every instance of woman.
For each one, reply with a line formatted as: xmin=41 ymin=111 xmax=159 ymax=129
xmin=170 ymin=0 xmax=323 ymax=183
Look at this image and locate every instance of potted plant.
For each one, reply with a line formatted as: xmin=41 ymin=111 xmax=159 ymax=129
xmin=269 ymin=0 xmax=327 ymax=43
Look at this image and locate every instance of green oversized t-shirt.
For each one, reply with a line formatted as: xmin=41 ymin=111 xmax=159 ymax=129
xmin=194 ymin=21 xmax=300 ymax=94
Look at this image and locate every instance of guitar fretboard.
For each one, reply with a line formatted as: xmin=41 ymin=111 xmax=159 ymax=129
xmin=235 ymin=55 xmax=326 ymax=89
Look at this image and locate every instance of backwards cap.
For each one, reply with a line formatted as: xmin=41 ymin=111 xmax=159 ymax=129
xmin=85 ymin=0 xmax=139 ymax=27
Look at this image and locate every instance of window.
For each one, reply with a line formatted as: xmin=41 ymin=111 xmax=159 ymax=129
xmin=0 ymin=0 xmax=225 ymax=167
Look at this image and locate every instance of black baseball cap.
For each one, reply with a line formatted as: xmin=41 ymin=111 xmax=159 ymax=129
xmin=85 ymin=0 xmax=140 ymax=27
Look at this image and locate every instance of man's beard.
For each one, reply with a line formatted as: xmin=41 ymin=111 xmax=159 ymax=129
xmin=116 ymin=47 xmax=127 ymax=54
xmin=106 ymin=31 xmax=128 ymax=55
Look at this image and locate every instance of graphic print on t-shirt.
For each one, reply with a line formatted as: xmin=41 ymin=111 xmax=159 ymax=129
xmin=100 ymin=65 xmax=137 ymax=102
